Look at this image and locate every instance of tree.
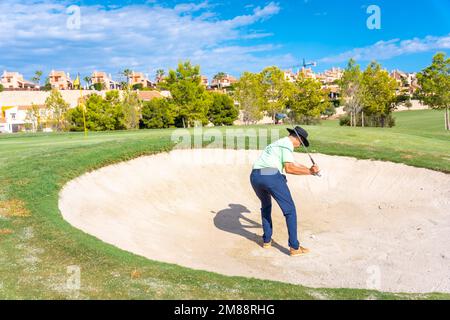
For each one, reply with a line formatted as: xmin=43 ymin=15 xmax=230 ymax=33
xmin=0 ymin=84 xmax=3 ymax=92
xmin=121 ymin=69 xmax=133 ymax=88
xmin=165 ymin=61 xmax=209 ymax=127
xmin=259 ymin=66 xmax=292 ymax=124
xmin=213 ymin=72 xmax=227 ymax=89
xmin=31 ymin=70 xmax=43 ymax=86
xmin=122 ymin=88 xmax=141 ymax=129
xmin=45 ymin=89 xmax=70 ymax=131
xmin=417 ymin=52 xmax=450 ymax=130
xmin=156 ymin=69 xmax=165 ymax=82
xmin=339 ymin=59 xmax=363 ymax=126
xmin=92 ymin=82 xmax=105 ymax=91
xmin=287 ymin=75 xmax=329 ymax=125
xmin=132 ymin=83 xmax=143 ymax=91
xmin=140 ymin=98 xmax=176 ymax=129
xmin=360 ymin=61 xmax=398 ymax=127
xmin=322 ymin=103 xmax=336 ymax=118
xmin=66 ymin=91 xmax=125 ymax=131
xmin=207 ymin=92 xmax=239 ymax=126
xmin=84 ymin=76 xmax=92 ymax=89
xmin=42 ymin=77 xmax=52 ymax=91
xmin=25 ymin=103 xmax=44 ymax=131
xmin=233 ymin=72 xmax=264 ymax=125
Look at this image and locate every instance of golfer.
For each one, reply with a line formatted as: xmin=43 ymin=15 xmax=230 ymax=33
xmin=250 ymin=126 xmax=319 ymax=256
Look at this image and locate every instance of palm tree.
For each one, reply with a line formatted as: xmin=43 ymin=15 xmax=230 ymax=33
xmin=155 ymin=69 xmax=165 ymax=82
xmin=121 ymin=69 xmax=133 ymax=86
xmin=84 ymin=76 xmax=92 ymax=89
xmin=31 ymin=70 xmax=43 ymax=86
xmin=213 ymin=72 xmax=227 ymax=90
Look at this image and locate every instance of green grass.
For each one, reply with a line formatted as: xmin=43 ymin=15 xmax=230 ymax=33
xmin=0 ymin=109 xmax=449 ymax=299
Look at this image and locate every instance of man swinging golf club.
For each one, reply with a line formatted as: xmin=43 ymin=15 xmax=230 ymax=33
xmin=250 ymin=126 xmax=320 ymax=256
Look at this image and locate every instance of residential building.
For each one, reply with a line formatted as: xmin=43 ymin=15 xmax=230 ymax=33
xmin=390 ymin=70 xmax=419 ymax=96
xmin=49 ymin=70 xmax=73 ymax=90
xmin=91 ymin=71 xmax=120 ymax=90
xmin=319 ymin=67 xmax=343 ymax=84
xmin=299 ymin=67 xmax=317 ymax=80
xmin=284 ymin=70 xmax=297 ymax=82
xmin=200 ymin=75 xmax=209 ymax=87
xmin=1 ymin=71 xmax=37 ymax=90
xmin=210 ymin=74 xmax=237 ymax=89
xmin=0 ymin=105 xmax=49 ymax=133
xmin=129 ymin=71 xmax=154 ymax=88
xmin=323 ymin=84 xmax=340 ymax=99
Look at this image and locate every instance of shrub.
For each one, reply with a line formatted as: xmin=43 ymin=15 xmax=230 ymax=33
xmin=339 ymin=113 xmax=396 ymax=127
xmin=339 ymin=114 xmax=351 ymax=126
xmin=207 ymin=92 xmax=239 ymax=126
xmin=322 ymin=103 xmax=336 ymax=117
xmin=132 ymin=83 xmax=143 ymax=90
xmin=140 ymin=98 xmax=175 ymax=129
xmin=296 ymin=115 xmax=321 ymax=125
xmin=92 ymin=83 xmax=105 ymax=91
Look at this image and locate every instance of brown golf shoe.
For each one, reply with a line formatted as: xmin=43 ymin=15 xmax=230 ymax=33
xmin=289 ymin=246 xmax=310 ymax=256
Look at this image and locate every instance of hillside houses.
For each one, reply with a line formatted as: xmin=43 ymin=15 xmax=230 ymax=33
xmin=210 ymin=74 xmax=237 ymax=89
xmin=390 ymin=70 xmax=420 ymax=96
xmin=49 ymin=70 xmax=73 ymax=90
xmin=1 ymin=71 xmax=37 ymax=90
xmin=129 ymin=71 xmax=155 ymax=88
xmin=91 ymin=71 xmax=120 ymax=90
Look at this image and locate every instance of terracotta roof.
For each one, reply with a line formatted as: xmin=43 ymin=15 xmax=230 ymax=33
xmin=138 ymin=91 xmax=164 ymax=101
xmin=49 ymin=71 xmax=68 ymax=77
xmin=0 ymin=118 xmax=6 ymax=123
xmin=17 ymin=105 xmax=46 ymax=110
xmin=92 ymin=71 xmax=110 ymax=78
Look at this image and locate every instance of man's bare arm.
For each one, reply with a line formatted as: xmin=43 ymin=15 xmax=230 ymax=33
xmin=284 ymin=162 xmax=319 ymax=175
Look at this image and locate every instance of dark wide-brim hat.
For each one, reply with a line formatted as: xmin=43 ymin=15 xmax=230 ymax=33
xmin=287 ymin=126 xmax=310 ymax=147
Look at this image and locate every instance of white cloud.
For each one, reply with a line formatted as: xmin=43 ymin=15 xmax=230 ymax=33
xmin=320 ymin=34 xmax=450 ymax=63
xmin=174 ymin=1 xmax=210 ymax=13
xmin=0 ymin=0 xmax=287 ymax=79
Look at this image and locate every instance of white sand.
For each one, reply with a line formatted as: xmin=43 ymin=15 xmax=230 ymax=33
xmin=59 ymin=149 xmax=450 ymax=293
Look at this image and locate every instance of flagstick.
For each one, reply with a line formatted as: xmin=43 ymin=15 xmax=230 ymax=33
xmin=77 ymin=73 xmax=88 ymax=138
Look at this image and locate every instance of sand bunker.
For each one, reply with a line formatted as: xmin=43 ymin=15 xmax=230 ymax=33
xmin=59 ymin=149 xmax=450 ymax=293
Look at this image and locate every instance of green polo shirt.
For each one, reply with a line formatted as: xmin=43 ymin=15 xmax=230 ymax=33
xmin=253 ymin=137 xmax=295 ymax=173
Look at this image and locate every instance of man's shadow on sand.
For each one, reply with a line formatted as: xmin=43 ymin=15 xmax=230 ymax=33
xmin=212 ymin=204 xmax=289 ymax=255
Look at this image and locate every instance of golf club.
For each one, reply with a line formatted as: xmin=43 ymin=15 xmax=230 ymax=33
xmin=292 ymin=127 xmax=321 ymax=177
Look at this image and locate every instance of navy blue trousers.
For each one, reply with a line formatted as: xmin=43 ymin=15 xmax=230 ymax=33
xmin=250 ymin=168 xmax=300 ymax=250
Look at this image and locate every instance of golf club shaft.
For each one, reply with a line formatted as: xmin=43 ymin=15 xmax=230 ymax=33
xmin=292 ymin=128 xmax=321 ymax=177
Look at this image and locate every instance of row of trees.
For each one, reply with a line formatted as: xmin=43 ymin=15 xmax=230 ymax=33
xmin=26 ymin=62 xmax=239 ymax=132
xmin=18 ymin=52 xmax=450 ymax=132
xmin=234 ymin=66 xmax=333 ymax=125
xmin=25 ymin=89 xmax=147 ymax=132
xmin=339 ymin=52 xmax=450 ymax=129
xmin=339 ymin=59 xmax=399 ymax=127
xmin=140 ymin=61 xmax=238 ymax=129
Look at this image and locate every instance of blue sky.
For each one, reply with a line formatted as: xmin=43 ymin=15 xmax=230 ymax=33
xmin=0 ymin=0 xmax=449 ymax=81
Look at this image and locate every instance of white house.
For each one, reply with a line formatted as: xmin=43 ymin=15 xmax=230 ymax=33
xmin=1 ymin=106 xmax=27 ymax=133
xmin=0 ymin=105 xmax=49 ymax=133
